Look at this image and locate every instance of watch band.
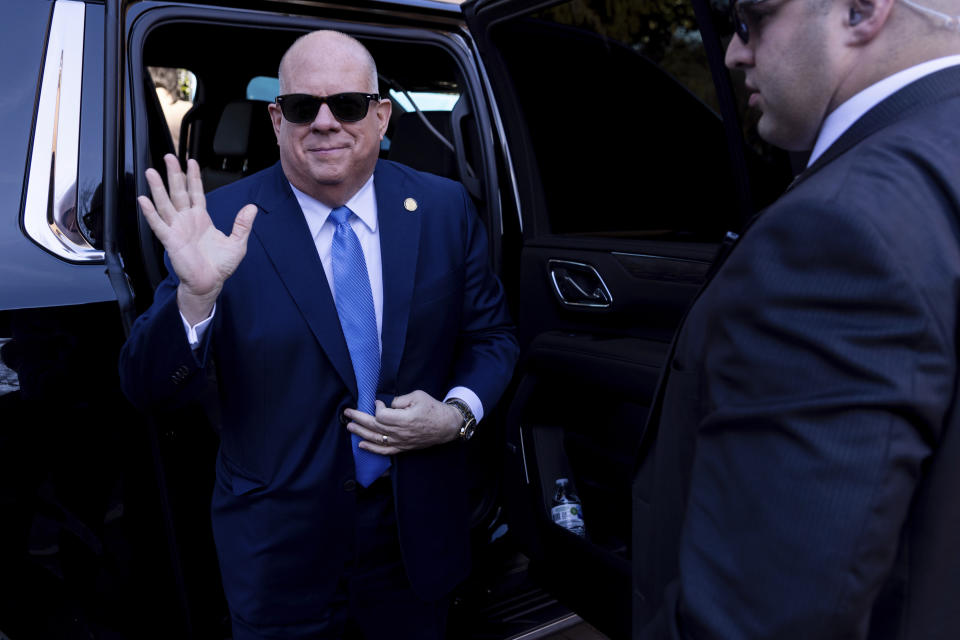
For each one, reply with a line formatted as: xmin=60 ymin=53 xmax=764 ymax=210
xmin=445 ymin=397 xmax=477 ymax=440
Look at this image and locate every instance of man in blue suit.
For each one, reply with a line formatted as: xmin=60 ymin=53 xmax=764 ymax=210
xmin=119 ymin=30 xmax=518 ymax=639
xmin=635 ymin=0 xmax=960 ymax=638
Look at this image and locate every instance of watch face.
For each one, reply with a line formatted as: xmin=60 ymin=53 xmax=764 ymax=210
xmin=461 ymin=422 xmax=476 ymax=440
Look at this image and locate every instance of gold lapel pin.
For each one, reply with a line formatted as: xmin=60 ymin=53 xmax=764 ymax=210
xmin=403 ymin=197 xmax=418 ymax=212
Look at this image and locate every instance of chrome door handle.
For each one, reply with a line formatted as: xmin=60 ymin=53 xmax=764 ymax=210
xmin=548 ymin=259 xmax=612 ymax=308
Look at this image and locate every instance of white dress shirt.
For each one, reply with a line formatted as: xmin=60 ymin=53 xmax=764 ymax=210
xmin=181 ymin=175 xmax=485 ymax=422
xmin=808 ymin=55 xmax=960 ymax=167
xmin=294 ymin=175 xmax=384 ymax=351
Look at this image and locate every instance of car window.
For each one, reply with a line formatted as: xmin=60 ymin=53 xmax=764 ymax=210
xmin=488 ymin=0 xmax=739 ymax=241
xmin=246 ymin=75 xmax=279 ymax=101
xmin=0 ymin=337 xmax=19 ymax=396
xmin=133 ymin=18 xmax=481 ymax=289
xmin=389 ymin=89 xmax=460 ymax=112
xmin=149 ymin=66 xmax=198 ymax=152
xmin=76 ymin=4 xmax=105 ymax=249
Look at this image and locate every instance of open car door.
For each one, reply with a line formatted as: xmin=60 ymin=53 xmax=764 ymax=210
xmin=462 ymin=0 xmax=793 ymax=636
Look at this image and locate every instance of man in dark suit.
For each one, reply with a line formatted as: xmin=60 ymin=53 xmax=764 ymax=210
xmin=635 ymin=0 xmax=960 ymax=638
xmin=119 ymin=30 xmax=518 ymax=639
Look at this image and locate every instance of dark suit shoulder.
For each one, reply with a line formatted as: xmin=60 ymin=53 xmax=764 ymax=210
xmin=771 ymin=106 xmax=960 ymax=313
xmin=812 ymin=92 xmax=960 ymax=212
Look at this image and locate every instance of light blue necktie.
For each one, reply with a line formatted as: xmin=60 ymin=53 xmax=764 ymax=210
xmin=329 ymin=205 xmax=390 ymax=487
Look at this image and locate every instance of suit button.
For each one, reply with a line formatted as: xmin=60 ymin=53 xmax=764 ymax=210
xmin=342 ymin=479 xmax=357 ymax=492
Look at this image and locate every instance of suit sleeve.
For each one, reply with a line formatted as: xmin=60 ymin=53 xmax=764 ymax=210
xmin=117 ymin=255 xmax=215 ymax=412
xmin=447 ymin=183 xmax=519 ymax=413
xmin=643 ymin=196 xmax=953 ymax=639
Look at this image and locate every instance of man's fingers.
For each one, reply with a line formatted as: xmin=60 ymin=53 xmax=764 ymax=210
xmin=144 ymin=168 xmax=176 ymax=222
xmin=390 ymin=392 xmax=417 ymax=409
xmin=229 ymin=204 xmax=258 ymax=245
xmin=344 ymin=408 xmax=379 ymax=430
xmin=137 ymin=195 xmax=169 ymax=240
xmin=357 ymin=441 xmax=399 ymax=456
xmin=346 ymin=420 xmax=395 ymax=447
xmin=373 ymin=403 xmax=409 ymax=427
xmin=186 ymin=158 xmax=208 ymax=211
xmin=348 ymin=422 xmax=401 ymax=455
xmin=164 ymin=154 xmax=190 ymax=210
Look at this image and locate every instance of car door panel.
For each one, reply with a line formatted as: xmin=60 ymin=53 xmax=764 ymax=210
xmin=502 ymin=243 xmax=712 ymax=637
xmin=463 ymin=0 xmax=761 ymax=636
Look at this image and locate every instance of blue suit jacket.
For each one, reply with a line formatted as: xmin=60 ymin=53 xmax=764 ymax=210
xmin=635 ymin=66 xmax=960 ymax=639
xmin=119 ymin=160 xmax=519 ymax=629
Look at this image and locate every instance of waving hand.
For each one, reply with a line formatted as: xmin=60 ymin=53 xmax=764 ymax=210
xmin=137 ymin=154 xmax=257 ymax=324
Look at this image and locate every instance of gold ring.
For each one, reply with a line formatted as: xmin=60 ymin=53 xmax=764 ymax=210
xmin=381 ymin=434 xmax=389 ymax=445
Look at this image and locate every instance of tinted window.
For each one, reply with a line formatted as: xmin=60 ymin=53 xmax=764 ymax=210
xmin=490 ymin=0 xmax=738 ymax=240
xmin=78 ymin=4 xmax=105 ymax=248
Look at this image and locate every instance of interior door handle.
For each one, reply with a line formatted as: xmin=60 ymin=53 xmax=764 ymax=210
xmin=548 ymin=259 xmax=613 ymax=308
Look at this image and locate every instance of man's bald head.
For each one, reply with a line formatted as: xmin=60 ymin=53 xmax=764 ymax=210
xmin=268 ymin=29 xmax=390 ymax=207
xmin=837 ymin=0 xmax=960 ymax=91
xmin=278 ymin=30 xmax=379 ymax=95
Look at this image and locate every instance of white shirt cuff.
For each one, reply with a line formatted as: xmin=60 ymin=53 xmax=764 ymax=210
xmin=180 ymin=304 xmax=216 ymax=348
xmin=444 ymin=386 xmax=484 ymax=424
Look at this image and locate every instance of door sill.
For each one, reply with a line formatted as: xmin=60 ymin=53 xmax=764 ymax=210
xmin=505 ymin=613 xmax=583 ymax=639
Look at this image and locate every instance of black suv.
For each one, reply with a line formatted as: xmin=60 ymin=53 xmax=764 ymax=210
xmin=0 ymin=0 xmax=793 ymax=638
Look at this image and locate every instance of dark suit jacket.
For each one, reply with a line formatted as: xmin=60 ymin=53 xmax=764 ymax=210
xmin=635 ymin=66 xmax=960 ymax=639
xmin=119 ymin=159 xmax=519 ymax=630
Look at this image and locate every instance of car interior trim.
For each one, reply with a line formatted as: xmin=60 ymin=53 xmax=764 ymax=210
xmin=610 ymin=250 xmax=711 ymax=264
xmin=519 ymin=422 xmax=531 ymax=485
xmin=548 ymin=259 xmax=614 ymax=309
xmin=464 ymin=28 xmax=521 ymax=236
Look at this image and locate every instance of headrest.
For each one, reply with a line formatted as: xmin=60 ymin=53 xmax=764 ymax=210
xmin=388 ymin=110 xmax=457 ymax=180
xmin=212 ymin=100 xmax=275 ymax=161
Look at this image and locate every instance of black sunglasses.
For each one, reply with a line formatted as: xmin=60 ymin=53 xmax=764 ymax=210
xmin=729 ymin=0 xmax=768 ymax=43
xmin=275 ymin=92 xmax=381 ymax=124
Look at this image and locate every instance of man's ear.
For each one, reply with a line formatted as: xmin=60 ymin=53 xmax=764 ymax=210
xmin=375 ymin=99 xmax=392 ymax=140
xmin=267 ymin=102 xmax=283 ymax=141
xmin=847 ymin=0 xmax=896 ymax=42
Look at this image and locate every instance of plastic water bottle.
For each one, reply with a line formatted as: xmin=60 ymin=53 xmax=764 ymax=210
xmin=551 ymin=478 xmax=585 ymax=537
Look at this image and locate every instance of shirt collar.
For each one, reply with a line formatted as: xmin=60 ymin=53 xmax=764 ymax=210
xmin=291 ymin=174 xmax=378 ymax=241
xmin=808 ymin=55 xmax=960 ymax=167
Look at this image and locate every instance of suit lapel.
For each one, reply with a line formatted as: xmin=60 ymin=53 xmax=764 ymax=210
xmin=790 ymin=64 xmax=960 ymax=193
xmin=374 ymin=161 xmax=420 ymax=394
xmin=250 ymin=163 xmax=357 ymax=397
